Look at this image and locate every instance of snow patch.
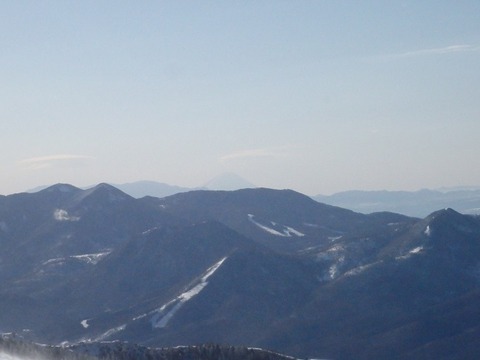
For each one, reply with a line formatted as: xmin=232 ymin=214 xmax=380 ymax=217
xmin=315 ymin=245 xmax=347 ymax=279
xmin=248 ymin=214 xmax=305 ymax=237
xmin=71 ymin=251 xmax=111 ymax=265
xmin=53 ymin=209 xmax=80 ymax=222
xmin=409 ymin=246 xmax=423 ymax=254
xmin=132 ymin=313 xmax=147 ymax=321
xmin=344 ymin=262 xmax=380 ymax=277
xmin=328 ymin=255 xmax=345 ymax=279
xmin=42 ymin=252 xmax=110 ymax=267
xmin=247 ymin=348 xmax=297 ymax=360
xmin=142 ymin=227 xmax=159 ymax=235
xmin=42 ymin=257 xmax=66 ymax=266
xmin=0 ymin=352 xmax=35 ymax=360
xmin=93 ymin=324 xmax=126 ymax=342
xmin=424 ymin=225 xmax=431 ymax=236
xmin=328 ymin=264 xmax=339 ymax=279
xmin=284 ymin=226 xmax=305 ymax=237
xmin=248 ymin=214 xmax=285 ymax=236
xmin=150 ymin=257 xmax=227 ymax=328
xmin=315 ymin=244 xmax=344 ymax=262
xmin=327 ymin=244 xmax=344 ymax=253
xmin=396 ymin=246 xmax=425 ymax=260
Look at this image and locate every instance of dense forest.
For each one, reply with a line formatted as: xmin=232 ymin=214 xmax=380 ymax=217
xmin=0 ymin=335 xmax=296 ymax=360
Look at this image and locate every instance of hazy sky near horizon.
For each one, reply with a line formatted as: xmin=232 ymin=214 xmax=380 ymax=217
xmin=1 ymin=1 xmax=479 ymax=195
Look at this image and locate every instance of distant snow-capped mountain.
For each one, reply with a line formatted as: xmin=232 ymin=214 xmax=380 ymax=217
xmin=202 ymin=172 xmax=256 ymax=191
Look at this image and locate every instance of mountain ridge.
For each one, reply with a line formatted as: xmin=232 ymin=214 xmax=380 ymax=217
xmin=315 ymin=188 xmax=480 ymax=217
xmin=1 ymin=183 xmax=480 ymax=359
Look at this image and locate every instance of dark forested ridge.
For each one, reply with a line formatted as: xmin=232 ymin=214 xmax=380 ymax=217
xmin=1 ymin=184 xmax=480 ymax=359
xmin=0 ymin=334 xmax=95 ymax=360
xmin=0 ymin=335 xmax=296 ymax=360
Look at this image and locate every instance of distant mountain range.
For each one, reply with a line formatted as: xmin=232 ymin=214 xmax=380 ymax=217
xmin=315 ymin=188 xmax=480 ymax=217
xmin=26 ymin=176 xmax=480 ymax=218
xmin=1 ymin=183 xmax=480 ymax=359
xmin=202 ymin=172 xmax=256 ymax=191
xmin=112 ymin=173 xmax=256 ymax=198
xmin=26 ymin=172 xmax=256 ymax=199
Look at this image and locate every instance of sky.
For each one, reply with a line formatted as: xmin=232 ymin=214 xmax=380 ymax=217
xmin=1 ymin=1 xmax=480 ymax=196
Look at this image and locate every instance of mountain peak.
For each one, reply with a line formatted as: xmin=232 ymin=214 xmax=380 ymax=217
xmin=426 ymin=207 xmax=466 ymax=226
xmin=112 ymin=180 xmax=195 ymax=198
xmin=41 ymin=183 xmax=81 ymax=194
xmin=204 ymin=172 xmax=255 ymax=191
xmin=75 ymin=183 xmax=133 ymax=204
xmin=92 ymin=182 xmax=121 ymax=191
xmin=419 ymin=207 xmax=480 ymax=252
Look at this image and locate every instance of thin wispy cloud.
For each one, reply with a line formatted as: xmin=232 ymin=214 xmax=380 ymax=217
xmin=394 ymin=44 xmax=478 ymax=58
xmin=367 ymin=44 xmax=479 ymax=62
xmin=19 ymin=154 xmax=94 ymax=170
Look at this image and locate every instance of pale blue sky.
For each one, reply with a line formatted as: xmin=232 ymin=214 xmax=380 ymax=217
xmin=1 ymin=1 xmax=479 ymax=195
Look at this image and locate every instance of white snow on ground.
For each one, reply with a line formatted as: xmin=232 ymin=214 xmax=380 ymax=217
xmin=42 ymin=257 xmax=65 ymax=266
xmin=53 ymin=209 xmax=80 ymax=222
xmin=150 ymin=257 xmax=228 ymax=329
xmin=92 ymin=324 xmax=126 ymax=342
xmin=0 ymin=353 xmax=33 ymax=360
xmin=142 ymin=227 xmax=159 ymax=235
xmin=328 ymin=255 xmax=345 ymax=279
xmin=344 ymin=261 xmax=381 ymax=277
xmin=396 ymin=246 xmax=425 ymax=260
xmin=247 ymin=214 xmax=305 ymax=237
xmin=328 ymin=264 xmax=339 ymax=279
xmin=248 ymin=214 xmax=285 ymax=236
xmin=313 ymin=244 xmax=347 ymax=280
xmin=71 ymin=251 xmax=111 ymax=265
xmin=327 ymin=244 xmax=344 ymax=253
xmin=315 ymin=244 xmax=344 ymax=263
xmin=42 ymin=252 xmax=111 ymax=267
xmin=284 ymin=226 xmax=305 ymax=237
xmin=424 ymin=225 xmax=431 ymax=236
xmin=409 ymin=246 xmax=423 ymax=254
xmin=247 ymin=348 xmax=297 ymax=360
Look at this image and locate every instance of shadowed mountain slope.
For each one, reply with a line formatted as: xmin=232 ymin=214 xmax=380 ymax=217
xmin=1 ymin=185 xmax=480 ymax=359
